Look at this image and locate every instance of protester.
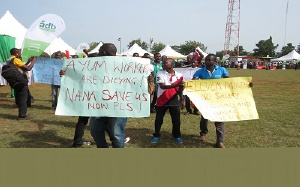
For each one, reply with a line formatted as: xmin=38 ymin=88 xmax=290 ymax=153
xmin=18 ymin=53 xmax=35 ymax=103
xmin=59 ymin=49 xmax=132 ymax=148
xmin=151 ymin=58 xmax=184 ymax=144
xmin=133 ymin=52 xmax=139 ymax=57
xmin=83 ymin=49 xmax=89 ymax=58
xmin=67 ymin=55 xmax=91 ymax=147
xmin=143 ymin=53 xmax=155 ymax=95
xmin=89 ymin=43 xmax=128 ymax=148
xmin=142 ymin=53 xmax=150 ymax=59
xmin=8 ymin=48 xmax=37 ymax=120
xmin=161 ymin=55 xmax=167 ymax=63
xmin=295 ymin=61 xmax=299 ymax=70
xmin=150 ymin=53 xmax=163 ymax=113
xmin=192 ymin=54 xmax=229 ymax=148
xmin=195 ymin=47 xmax=205 ymax=68
xmin=59 ymin=53 xmax=90 ymax=148
xmin=183 ymin=54 xmax=200 ymax=116
xmin=51 ymin=51 xmax=62 ymax=109
xmin=182 ymin=55 xmax=194 ymax=68
xmin=72 ymin=116 xmax=90 ymax=147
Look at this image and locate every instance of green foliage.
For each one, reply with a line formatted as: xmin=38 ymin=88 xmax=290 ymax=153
xmin=296 ymin=43 xmax=300 ymax=53
xmin=253 ymin=36 xmax=278 ymax=57
xmin=216 ymin=46 xmax=249 ymax=60
xmin=216 ymin=50 xmax=224 ymax=59
xmin=234 ymin=45 xmax=250 ymax=56
xmin=150 ymin=42 xmax=165 ymax=54
xmin=178 ymin=40 xmax=207 ymax=55
xmin=128 ymin=38 xmax=148 ymax=50
xmin=88 ymin=42 xmax=100 ymax=52
xmin=171 ymin=45 xmax=181 ymax=52
xmin=277 ymin=43 xmax=295 ymax=57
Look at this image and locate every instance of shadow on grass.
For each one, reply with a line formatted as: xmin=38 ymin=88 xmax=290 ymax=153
xmin=0 ymin=103 xmax=16 ymax=110
xmin=0 ymin=92 xmax=9 ymax=98
xmin=30 ymin=118 xmax=76 ymax=129
xmin=10 ymin=130 xmax=71 ymax=148
xmin=0 ymin=112 xmax=18 ymax=120
xmin=125 ymin=127 xmax=215 ymax=148
xmin=31 ymin=98 xmax=52 ymax=102
xmin=30 ymin=104 xmax=53 ymax=110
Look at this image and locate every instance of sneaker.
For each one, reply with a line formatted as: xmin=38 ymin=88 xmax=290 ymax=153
xmin=215 ymin=142 xmax=225 ymax=148
xmin=199 ymin=135 xmax=206 ymax=141
xmin=83 ymin=141 xmax=91 ymax=146
xmin=17 ymin=115 xmax=32 ymax=120
xmin=151 ymin=137 xmax=159 ymax=143
xmin=125 ymin=137 xmax=130 ymax=143
xmin=174 ymin=137 xmax=183 ymax=144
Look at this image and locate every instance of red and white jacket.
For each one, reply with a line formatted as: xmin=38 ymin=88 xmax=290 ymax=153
xmin=155 ymin=70 xmax=183 ymax=107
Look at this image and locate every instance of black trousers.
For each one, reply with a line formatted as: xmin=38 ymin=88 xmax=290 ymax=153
xmin=185 ymin=95 xmax=199 ymax=113
xmin=73 ymin=116 xmax=89 ymax=147
xmin=200 ymin=115 xmax=225 ymax=143
xmin=153 ymin=106 xmax=181 ymax=138
xmin=14 ymin=85 xmax=30 ymax=118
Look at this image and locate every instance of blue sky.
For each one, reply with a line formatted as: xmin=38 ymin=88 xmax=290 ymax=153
xmin=1 ymin=0 xmax=299 ymax=54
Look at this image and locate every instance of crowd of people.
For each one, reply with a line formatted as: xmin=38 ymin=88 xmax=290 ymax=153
xmin=5 ymin=44 xmax=236 ymax=148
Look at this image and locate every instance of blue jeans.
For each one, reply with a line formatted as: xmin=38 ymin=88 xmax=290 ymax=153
xmin=51 ymin=84 xmax=60 ymax=108
xmin=90 ymin=117 xmax=127 ymax=148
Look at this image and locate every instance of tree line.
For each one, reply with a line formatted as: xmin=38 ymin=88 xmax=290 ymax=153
xmin=88 ymin=37 xmax=300 ymax=59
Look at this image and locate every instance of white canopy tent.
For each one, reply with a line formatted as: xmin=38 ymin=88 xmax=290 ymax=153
xmin=0 ymin=10 xmax=27 ymax=48
xmin=159 ymin=45 xmax=185 ymax=59
xmin=88 ymin=41 xmax=103 ymax=54
xmin=271 ymin=50 xmax=300 ymax=62
xmin=0 ymin=11 xmax=31 ymax=85
xmin=121 ymin=43 xmax=153 ymax=57
xmin=44 ymin=37 xmax=76 ymax=56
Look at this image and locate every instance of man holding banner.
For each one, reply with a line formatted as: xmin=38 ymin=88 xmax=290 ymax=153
xmin=89 ymin=43 xmax=128 ymax=148
xmin=193 ymin=54 xmax=229 ymax=148
xmin=151 ymin=58 xmax=184 ymax=144
xmin=8 ymin=48 xmax=37 ymax=120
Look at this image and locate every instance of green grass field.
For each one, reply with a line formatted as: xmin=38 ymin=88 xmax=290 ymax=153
xmin=0 ymin=68 xmax=299 ymax=148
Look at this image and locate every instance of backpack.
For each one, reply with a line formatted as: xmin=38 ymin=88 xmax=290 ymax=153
xmin=1 ymin=58 xmax=28 ymax=89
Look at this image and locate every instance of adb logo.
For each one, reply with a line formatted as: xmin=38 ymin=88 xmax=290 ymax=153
xmin=39 ymin=20 xmax=56 ymax=32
